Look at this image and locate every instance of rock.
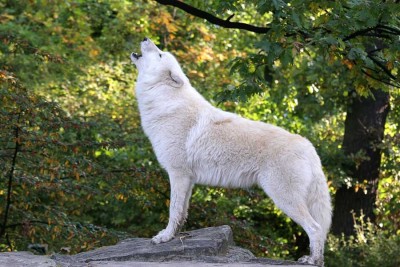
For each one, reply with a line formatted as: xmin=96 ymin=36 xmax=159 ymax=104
xmin=0 ymin=226 xmax=314 ymax=267
xmin=0 ymin=251 xmax=56 ymax=267
xmin=28 ymin=243 xmax=49 ymax=255
xmin=89 ymin=261 xmax=310 ymax=267
xmin=52 ymin=225 xmax=257 ymax=266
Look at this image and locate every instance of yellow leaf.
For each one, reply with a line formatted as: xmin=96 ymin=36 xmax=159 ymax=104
xmin=67 ymin=232 xmax=75 ymax=240
xmin=89 ymin=49 xmax=100 ymax=58
xmin=354 ymin=184 xmax=359 ymax=193
xmin=0 ymin=14 xmax=15 ymax=23
xmin=342 ymin=59 xmax=353 ymax=69
xmin=166 ymin=23 xmax=178 ymax=34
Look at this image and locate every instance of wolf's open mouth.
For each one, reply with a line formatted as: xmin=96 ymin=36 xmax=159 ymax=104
xmin=131 ymin=52 xmax=142 ymax=59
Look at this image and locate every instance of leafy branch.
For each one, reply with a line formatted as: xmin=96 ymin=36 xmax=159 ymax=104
xmin=153 ymin=0 xmax=271 ymax=34
xmin=343 ymin=24 xmax=400 ymax=41
xmin=0 ymin=34 xmax=64 ymax=62
xmin=367 ymin=54 xmax=397 ymax=81
xmin=361 ymin=70 xmax=399 ymax=88
xmin=154 ymin=1 xmax=399 ymax=88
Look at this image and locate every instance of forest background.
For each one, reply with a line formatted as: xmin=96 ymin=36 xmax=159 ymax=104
xmin=0 ymin=1 xmax=399 ymax=266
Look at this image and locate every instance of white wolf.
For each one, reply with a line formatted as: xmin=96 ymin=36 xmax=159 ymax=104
xmin=131 ymin=38 xmax=332 ymax=266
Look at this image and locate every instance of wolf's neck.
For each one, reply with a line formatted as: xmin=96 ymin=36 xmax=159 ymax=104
xmin=136 ymin=83 xmax=212 ymax=120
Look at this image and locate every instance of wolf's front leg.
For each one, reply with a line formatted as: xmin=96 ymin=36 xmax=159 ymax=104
xmin=152 ymin=172 xmax=193 ymax=244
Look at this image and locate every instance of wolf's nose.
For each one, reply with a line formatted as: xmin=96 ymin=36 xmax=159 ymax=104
xmin=143 ymin=37 xmax=148 ymax=41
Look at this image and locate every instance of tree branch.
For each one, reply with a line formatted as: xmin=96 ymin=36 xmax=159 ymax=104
xmin=343 ymin=27 xmax=377 ymax=41
xmin=0 ymin=113 xmax=21 ymax=247
xmin=5 ymin=220 xmax=51 ymax=229
xmin=362 ymin=70 xmax=400 ymax=88
xmin=377 ymin=24 xmax=400 ymax=35
xmin=154 ymin=0 xmax=398 ymax=88
xmin=154 ymin=0 xmax=271 ymax=34
xmin=367 ymin=54 xmax=397 ymax=81
xmin=343 ymin=24 xmax=399 ymax=41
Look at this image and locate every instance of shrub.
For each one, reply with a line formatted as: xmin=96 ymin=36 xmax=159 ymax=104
xmin=325 ymin=214 xmax=400 ymax=267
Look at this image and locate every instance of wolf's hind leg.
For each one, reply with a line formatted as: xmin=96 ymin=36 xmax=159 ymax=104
xmin=259 ymin=179 xmax=325 ymax=266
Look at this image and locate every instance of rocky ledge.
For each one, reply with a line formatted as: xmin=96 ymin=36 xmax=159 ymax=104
xmin=0 ymin=225 xmax=313 ymax=267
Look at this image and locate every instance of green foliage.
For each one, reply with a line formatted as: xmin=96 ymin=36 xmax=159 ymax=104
xmin=326 ymin=215 xmax=400 ymax=267
xmin=0 ymin=0 xmax=162 ymax=253
xmin=0 ymin=71 xmax=122 ymax=252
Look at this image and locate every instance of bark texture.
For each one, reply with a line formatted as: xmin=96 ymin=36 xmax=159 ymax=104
xmin=332 ymin=89 xmax=390 ymax=235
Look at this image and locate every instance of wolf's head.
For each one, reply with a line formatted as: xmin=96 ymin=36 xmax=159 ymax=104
xmin=131 ymin=38 xmax=186 ymax=88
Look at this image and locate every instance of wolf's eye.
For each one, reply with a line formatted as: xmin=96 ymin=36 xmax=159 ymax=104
xmin=159 ymin=54 xmax=162 ymax=58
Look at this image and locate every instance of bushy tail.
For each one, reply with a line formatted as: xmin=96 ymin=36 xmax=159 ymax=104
xmin=308 ymin=164 xmax=332 ymax=240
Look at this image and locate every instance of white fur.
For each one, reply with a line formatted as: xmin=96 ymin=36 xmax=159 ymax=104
xmin=131 ymin=38 xmax=332 ymax=266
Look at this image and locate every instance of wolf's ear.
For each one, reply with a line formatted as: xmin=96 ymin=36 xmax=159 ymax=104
xmin=167 ymin=71 xmax=184 ymax=88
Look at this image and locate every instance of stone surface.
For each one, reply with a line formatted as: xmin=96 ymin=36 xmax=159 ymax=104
xmin=52 ymin=225 xmax=258 ymax=266
xmin=0 ymin=251 xmax=56 ymax=267
xmin=90 ymin=261 xmax=310 ymax=267
xmin=0 ymin=226 xmax=314 ymax=267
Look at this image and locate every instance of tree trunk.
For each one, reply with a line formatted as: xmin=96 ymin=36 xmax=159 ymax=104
xmin=332 ymin=89 xmax=390 ymax=236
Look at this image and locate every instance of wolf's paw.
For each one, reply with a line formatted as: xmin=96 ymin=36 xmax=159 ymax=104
xmin=151 ymin=229 xmax=174 ymax=244
xmin=298 ymin=255 xmax=324 ymax=266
